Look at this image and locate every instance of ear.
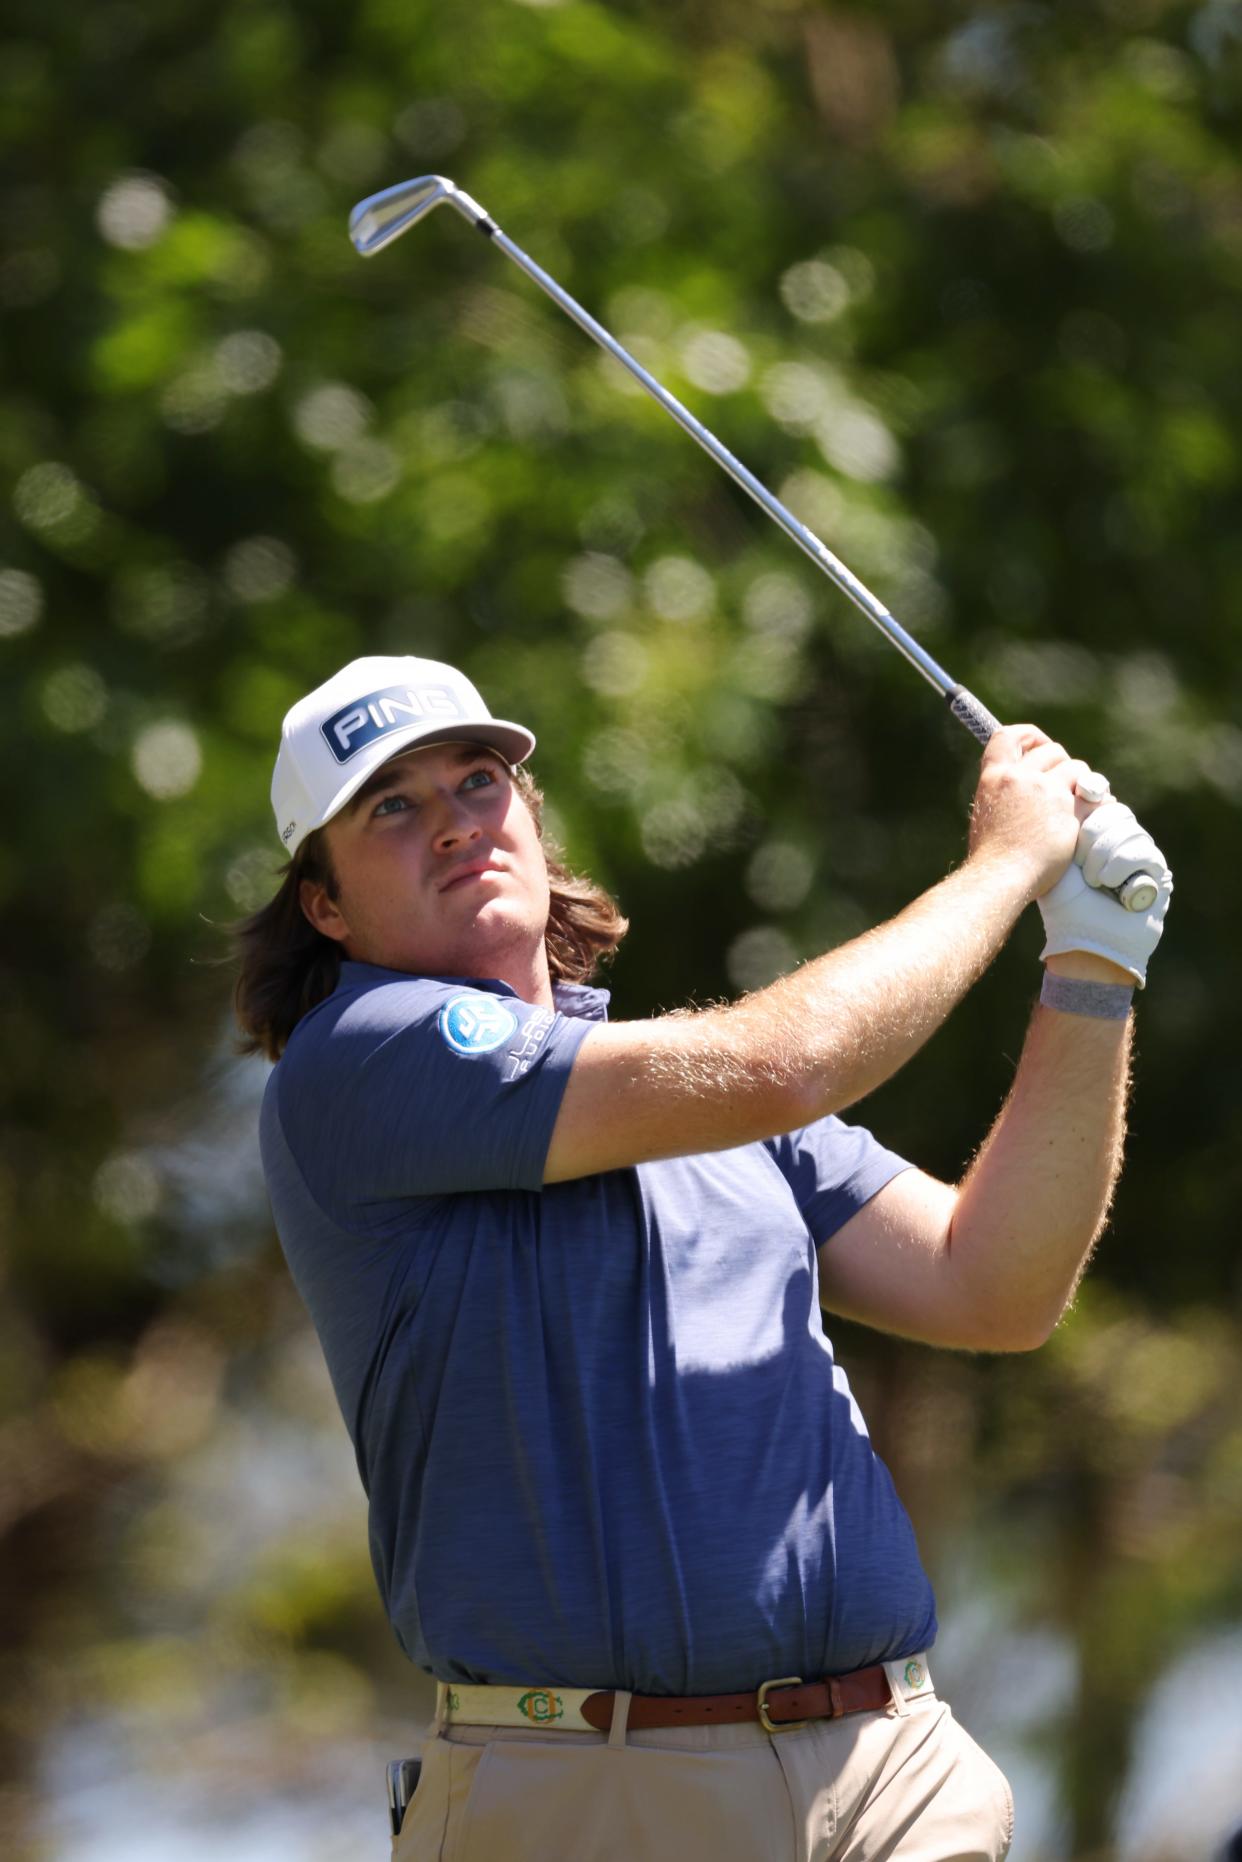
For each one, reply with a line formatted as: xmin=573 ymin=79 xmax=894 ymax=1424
xmin=299 ymin=877 xmax=351 ymax=946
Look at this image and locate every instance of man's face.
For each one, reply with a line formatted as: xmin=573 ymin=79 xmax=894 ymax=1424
xmin=301 ymin=740 xmax=551 ymax=980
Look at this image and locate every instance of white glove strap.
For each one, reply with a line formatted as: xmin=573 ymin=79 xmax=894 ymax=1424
xmin=1040 ymin=971 xmax=1134 ymax=1020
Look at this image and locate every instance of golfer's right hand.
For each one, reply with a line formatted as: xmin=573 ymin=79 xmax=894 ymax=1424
xmin=967 ymin=725 xmax=1093 ymax=899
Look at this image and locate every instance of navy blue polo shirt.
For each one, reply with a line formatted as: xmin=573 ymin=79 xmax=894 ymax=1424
xmin=260 ymin=960 xmax=936 ymax=1693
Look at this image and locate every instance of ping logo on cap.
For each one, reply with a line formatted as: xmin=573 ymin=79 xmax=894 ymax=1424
xmin=321 ymin=683 xmax=466 ymax=764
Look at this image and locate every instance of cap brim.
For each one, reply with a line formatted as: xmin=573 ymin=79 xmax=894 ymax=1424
xmin=311 ymin=718 xmax=536 ymax=834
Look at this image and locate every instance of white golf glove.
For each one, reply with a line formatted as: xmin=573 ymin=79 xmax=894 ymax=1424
xmin=1038 ymin=799 xmax=1173 ymax=986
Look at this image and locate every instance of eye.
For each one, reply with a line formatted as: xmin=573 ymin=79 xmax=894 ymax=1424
xmin=461 ymin=767 xmax=495 ymax=792
xmin=372 ymin=792 xmax=410 ymax=818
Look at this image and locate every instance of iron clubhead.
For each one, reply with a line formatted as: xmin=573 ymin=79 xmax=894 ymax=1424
xmin=349 ymin=175 xmax=490 ymax=255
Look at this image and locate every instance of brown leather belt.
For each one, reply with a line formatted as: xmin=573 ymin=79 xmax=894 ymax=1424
xmin=578 ymin=1664 xmax=895 ymax=1734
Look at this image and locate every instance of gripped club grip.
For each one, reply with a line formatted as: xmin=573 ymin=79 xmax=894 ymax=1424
xmin=947 ymin=685 xmax=1003 ymax=744
xmin=1117 ymin=873 xmax=1160 ymax=913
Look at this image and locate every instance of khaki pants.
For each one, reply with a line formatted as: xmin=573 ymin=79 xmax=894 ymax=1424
xmin=392 ymin=1690 xmax=1013 ymax=1861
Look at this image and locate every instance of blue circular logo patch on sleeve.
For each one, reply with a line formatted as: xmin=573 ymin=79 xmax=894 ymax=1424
xmin=439 ymin=994 xmax=519 ymax=1056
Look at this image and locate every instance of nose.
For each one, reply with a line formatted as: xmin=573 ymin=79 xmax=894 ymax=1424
xmin=429 ymin=788 xmax=482 ymax=852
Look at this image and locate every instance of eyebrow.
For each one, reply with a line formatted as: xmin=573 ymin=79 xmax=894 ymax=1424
xmin=344 ymin=743 xmax=505 ymax=820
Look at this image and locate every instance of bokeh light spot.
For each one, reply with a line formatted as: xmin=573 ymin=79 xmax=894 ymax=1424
xmin=331 ymin=440 xmax=402 ymax=505
xmin=223 ymin=537 xmax=296 ymax=603
xmin=780 ymin=260 xmax=850 ymax=324
xmin=607 ymin=286 xmax=676 ymax=339
xmin=726 ymin=925 xmax=798 ymax=992
xmin=131 ymin=721 xmax=203 ymax=800
xmin=762 ymin=361 xmax=838 ymax=434
xmin=582 ymin=727 xmax=649 ymax=797
xmin=743 ymin=572 xmax=813 ymax=642
xmin=746 ymin=842 xmax=816 ymax=912
xmin=0 ymin=568 xmax=43 ymax=637
xmin=214 ymin=330 xmax=283 ymax=395
xmin=641 ymin=798 xmax=707 ymax=869
xmin=112 ymin=563 xmax=209 ymax=647
xmin=562 ymin=553 xmax=634 ymax=621
xmin=816 ymin=405 xmax=899 ymax=482
xmin=777 ymin=470 xmax=844 ymax=539
xmin=160 ymin=367 xmax=228 ymax=435
xmin=14 ymin=462 xmax=100 ymax=542
xmin=97 ymin=172 xmax=173 ymax=250
xmin=42 ymin=664 xmax=108 ymax=733
xmin=643 ymin=555 xmax=714 ymax=624
xmin=226 ymin=846 xmax=283 ymax=910
xmin=680 ymin=328 xmax=752 ymax=394
xmin=94 ymin=1151 xmax=163 ymax=1222
xmin=292 ymin=382 xmax=372 ymax=452
xmin=580 ymin=631 xmax=649 ymax=697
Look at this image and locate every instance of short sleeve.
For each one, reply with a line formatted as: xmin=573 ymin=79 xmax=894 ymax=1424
xmin=275 ymin=976 xmax=592 ymax=1208
xmin=763 ymin=1115 xmax=912 ymax=1244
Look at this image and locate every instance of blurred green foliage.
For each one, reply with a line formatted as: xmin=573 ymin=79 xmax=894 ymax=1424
xmin=2 ymin=0 xmax=1241 ymax=1855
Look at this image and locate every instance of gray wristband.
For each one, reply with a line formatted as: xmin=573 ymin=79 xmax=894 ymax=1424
xmin=1039 ymin=971 xmax=1134 ymax=1020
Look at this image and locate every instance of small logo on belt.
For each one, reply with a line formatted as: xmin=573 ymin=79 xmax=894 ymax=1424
xmin=516 ymin=1690 xmax=564 ymax=1723
xmin=904 ymin=1661 xmax=926 ymax=1690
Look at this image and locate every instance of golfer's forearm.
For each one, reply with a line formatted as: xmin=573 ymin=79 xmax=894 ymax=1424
xmin=636 ymin=845 xmax=1035 ymax=1132
xmin=716 ymin=848 xmax=1034 ymax=1120
xmin=946 ymin=995 xmax=1131 ymax=1347
xmin=549 ymin=851 xmax=1036 ymax=1182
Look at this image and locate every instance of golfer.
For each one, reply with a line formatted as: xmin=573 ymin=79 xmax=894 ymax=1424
xmin=237 ymin=653 xmax=1171 ymax=1861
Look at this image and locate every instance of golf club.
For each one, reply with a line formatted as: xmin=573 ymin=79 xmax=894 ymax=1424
xmin=348 ymin=174 xmax=1157 ymax=915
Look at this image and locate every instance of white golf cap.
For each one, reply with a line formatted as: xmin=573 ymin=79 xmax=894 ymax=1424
xmin=271 ymin=654 xmax=536 ymax=856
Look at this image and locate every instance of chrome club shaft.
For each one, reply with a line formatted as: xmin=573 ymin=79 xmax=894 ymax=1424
xmin=348 ymin=175 xmax=1157 ymax=913
xmin=349 ymin=176 xmax=996 ymax=743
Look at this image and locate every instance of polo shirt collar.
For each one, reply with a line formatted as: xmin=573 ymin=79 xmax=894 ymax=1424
xmin=340 ymin=960 xmax=611 ymax=1023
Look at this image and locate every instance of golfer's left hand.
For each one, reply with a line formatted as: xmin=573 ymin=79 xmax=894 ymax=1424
xmin=1038 ymin=798 xmax=1173 ymax=987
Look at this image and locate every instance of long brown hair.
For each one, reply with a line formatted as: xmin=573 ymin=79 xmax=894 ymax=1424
xmin=232 ymin=764 xmax=627 ymax=1061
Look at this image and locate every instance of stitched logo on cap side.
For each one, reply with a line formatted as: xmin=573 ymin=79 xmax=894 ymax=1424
xmin=321 ymin=683 xmax=466 ymax=763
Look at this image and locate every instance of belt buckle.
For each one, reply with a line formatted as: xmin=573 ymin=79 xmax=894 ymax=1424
xmin=756 ymin=1674 xmax=807 ymax=1735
